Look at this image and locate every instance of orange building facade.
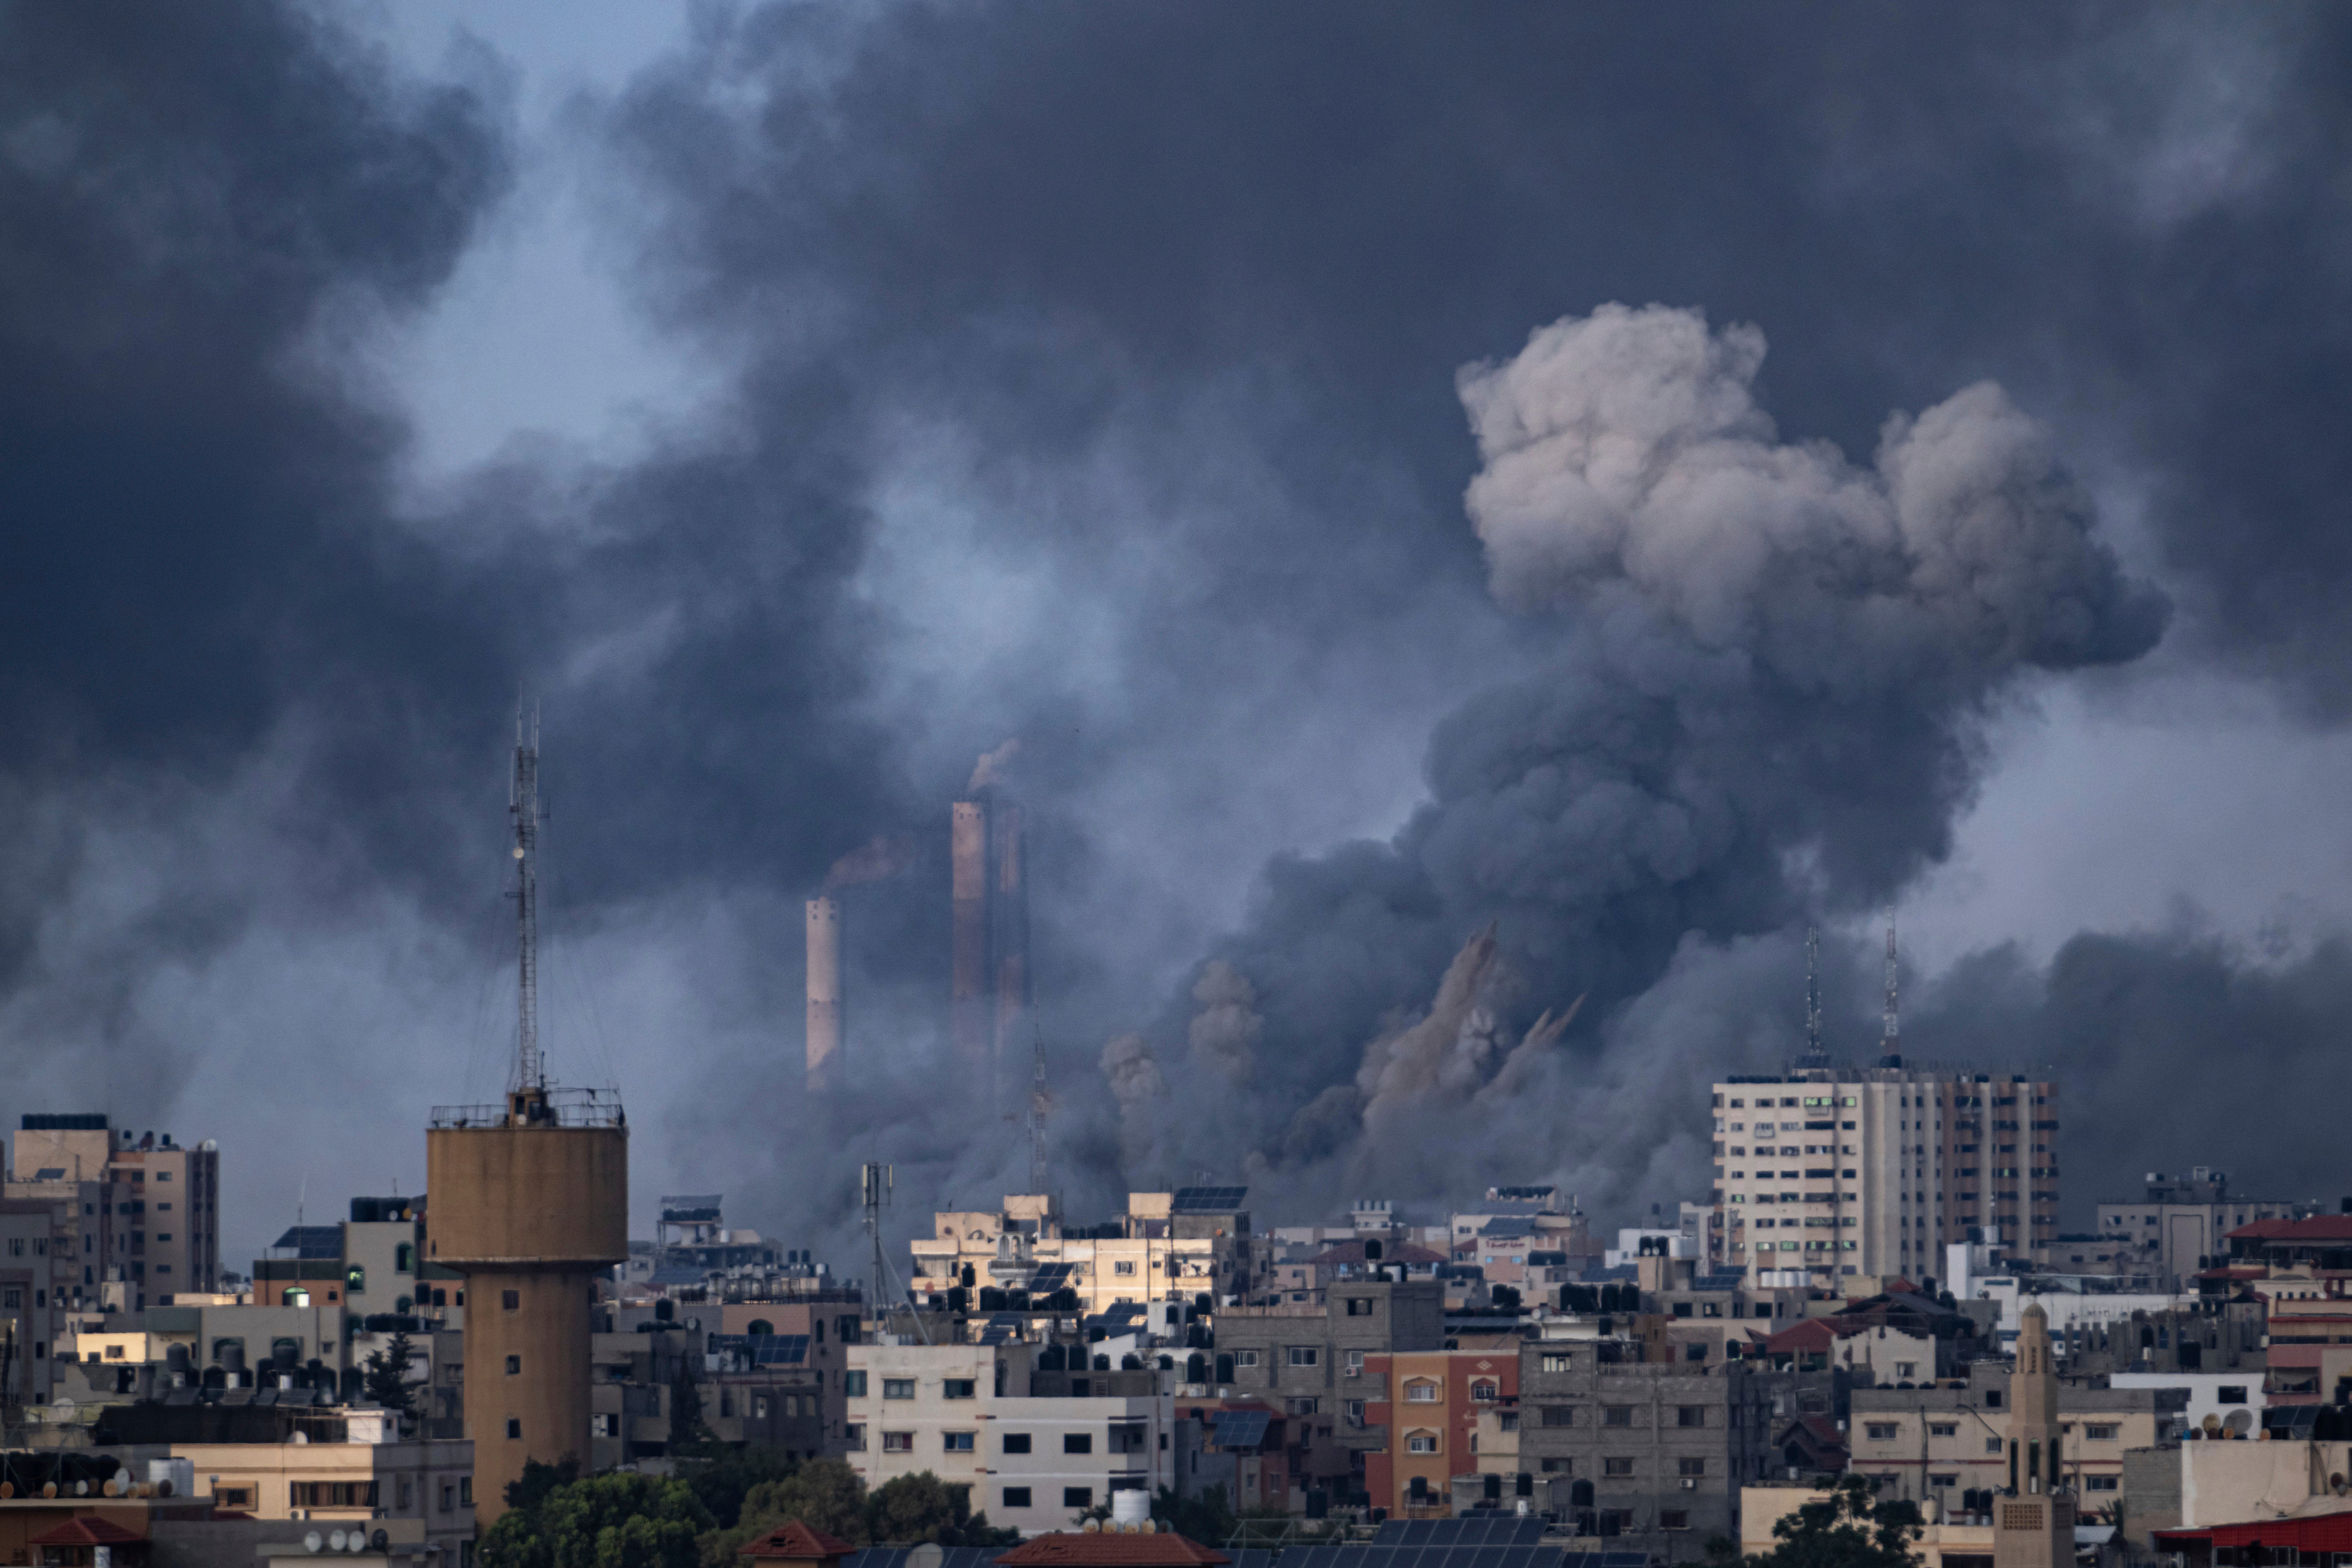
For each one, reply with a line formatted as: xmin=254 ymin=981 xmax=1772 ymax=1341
xmin=1363 ymin=1348 xmax=1518 ymax=1518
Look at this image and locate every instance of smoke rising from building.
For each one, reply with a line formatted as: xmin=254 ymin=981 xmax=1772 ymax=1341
xmin=1098 ymin=303 xmax=2165 ymax=1218
xmin=7 ymin=4 xmax=2352 ymax=1268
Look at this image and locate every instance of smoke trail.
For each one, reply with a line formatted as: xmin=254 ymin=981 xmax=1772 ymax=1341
xmin=823 ymin=835 xmax=916 ymax=891
xmin=1112 ymin=303 xmax=2169 ymax=1218
xmin=968 ymin=739 xmax=1023 ymax=794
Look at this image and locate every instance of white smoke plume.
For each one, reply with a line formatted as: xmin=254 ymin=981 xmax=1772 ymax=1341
xmin=968 ymin=738 xmax=1023 ymax=793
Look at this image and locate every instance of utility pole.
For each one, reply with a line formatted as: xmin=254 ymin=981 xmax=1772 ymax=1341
xmin=862 ymin=1162 xmax=928 ymax=1344
xmin=511 ymin=703 xmax=543 ymax=1092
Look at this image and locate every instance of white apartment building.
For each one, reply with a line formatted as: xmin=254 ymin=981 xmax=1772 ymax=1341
xmin=1712 ymin=1063 xmax=2059 ymax=1289
xmin=846 ymin=1341 xmax=1173 ymax=1536
xmin=909 ymin=1190 xmax=1259 ymax=1312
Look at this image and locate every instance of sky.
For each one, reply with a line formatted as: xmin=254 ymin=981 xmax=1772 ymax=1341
xmin=4 ymin=2 xmax=2352 ymax=1274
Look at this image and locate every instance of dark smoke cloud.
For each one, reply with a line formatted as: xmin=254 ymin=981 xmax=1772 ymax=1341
xmin=4 ymin=2 xmax=2351 ymax=1262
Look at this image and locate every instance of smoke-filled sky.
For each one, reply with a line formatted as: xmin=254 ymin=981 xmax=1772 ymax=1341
xmin=7 ymin=2 xmax=2352 ymax=1273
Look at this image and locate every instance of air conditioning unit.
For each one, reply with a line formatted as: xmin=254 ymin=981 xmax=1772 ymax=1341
xmin=1682 ymin=1479 xmax=1697 ymax=1490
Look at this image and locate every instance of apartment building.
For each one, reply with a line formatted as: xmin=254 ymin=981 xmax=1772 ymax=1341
xmin=1844 ymin=1358 xmax=2185 ymax=1510
xmin=910 ymin=1190 xmax=1259 ymax=1312
xmin=1515 ymin=1336 xmax=1804 ymax=1563
xmin=2093 ymin=1170 xmax=2312 ymax=1289
xmin=6 ymin=1114 xmax=223 ymax=1308
xmin=0 ymin=1195 xmax=71 ymax=1401
xmin=1712 ymin=1065 xmax=2058 ymax=1288
xmin=845 ymin=1341 xmax=1172 ymax=1536
xmin=1360 ymin=1348 xmax=1522 ymax=1517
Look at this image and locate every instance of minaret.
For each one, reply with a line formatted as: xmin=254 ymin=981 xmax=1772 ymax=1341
xmin=1994 ymin=1300 xmax=2072 ymax=1568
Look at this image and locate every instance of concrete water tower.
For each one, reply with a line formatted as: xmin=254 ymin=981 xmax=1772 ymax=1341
xmin=425 ymin=709 xmax=626 ymax=1524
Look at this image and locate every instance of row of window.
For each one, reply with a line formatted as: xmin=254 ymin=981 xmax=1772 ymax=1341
xmin=1532 ymin=1405 xmax=1710 ymax=1428
xmin=998 ymin=1487 xmax=1103 ymax=1509
xmin=1863 ymin=1421 xmax=2121 ymax=1442
xmin=880 ymin=1431 xmax=1102 ymax=1455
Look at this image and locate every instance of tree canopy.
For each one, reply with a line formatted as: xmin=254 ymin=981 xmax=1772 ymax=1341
xmin=701 ymin=1461 xmax=1016 ymax=1568
xmin=482 ymin=1472 xmax=714 ymax=1568
xmin=1711 ymin=1475 xmax=1923 ymax=1568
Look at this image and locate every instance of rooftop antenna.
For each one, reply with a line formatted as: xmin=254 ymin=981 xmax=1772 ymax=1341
xmin=511 ymin=701 xmax=544 ymax=1093
xmin=1800 ymin=925 xmax=1826 ymax=1066
xmin=1882 ymin=906 xmax=1900 ymax=1048
xmin=1027 ymin=1031 xmax=1054 ymax=1198
xmin=861 ymin=1162 xmax=929 ymax=1345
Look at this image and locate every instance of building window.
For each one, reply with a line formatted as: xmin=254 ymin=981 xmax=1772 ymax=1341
xmin=1677 ymin=1407 xmax=1706 ymax=1428
xmin=1540 ymin=1353 xmax=1572 ymax=1373
xmin=439 ymin=1485 xmax=455 ymax=1514
xmin=1930 ymin=1423 xmax=1958 ymax=1437
xmin=844 ymin=1371 xmax=867 ymax=1397
xmin=1540 ymin=1406 xmax=1575 ymax=1427
xmin=884 ymin=1379 xmax=916 ymax=1400
xmin=1985 ymin=1438 xmax=2004 ymax=1454
xmin=501 ymin=1290 xmax=519 ymax=1311
xmin=1929 ymin=1475 xmax=1958 ymax=1489
xmin=944 ymin=1432 xmax=975 ymax=1452
xmin=1002 ymin=1488 xmax=1032 ymax=1509
xmin=1470 ymin=1381 xmax=1499 ymax=1403
xmin=1895 ymin=1362 xmax=1916 ymax=1379
xmin=1407 ymin=1432 xmax=1437 ymax=1455
xmin=1065 ymin=1433 xmax=1093 ymax=1454
xmin=506 ymin=1356 xmax=521 ymax=1376
xmin=1603 ymin=1406 xmax=1633 ymax=1427
xmin=2085 ymin=1424 xmax=2119 ymax=1441
xmin=1678 ymin=1458 xmax=1705 ymax=1477
xmin=2219 ymin=1387 xmax=2248 ymax=1405
xmin=1232 ymin=1350 xmax=1260 ymax=1368
xmin=1866 ymin=1423 xmax=1899 ymax=1441
xmin=943 ymin=1379 xmax=976 ymax=1399
xmin=844 ymin=1425 xmax=865 ymax=1450
xmin=1287 ymin=1346 xmax=1319 ymax=1367
xmin=505 ymin=1419 xmax=521 ymax=1440
xmin=1063 ymin=1488 xmax=1093 ymax=1509
xmin=461 ymin=1479 xmax=473 ymax=1506
xmin=1540 ymin=1459 xmax=1572 ymax=1475
xmin=1114 ymin=1261 xmax=1136 ymax=1276
xmin=1287 ymin=1397 xmax=1319 ymax=1416
xmin=292 ymin=1483 xmax=380 ymax=1508
xmin=213 ymin=1486 xmax=256 ymax=1510
xmin=1345 ymin=1298 xmax=1374 ymax=1316
xmin=1661 ymin=1512 xmax=1690 ymax=1532
xmin=882 ymin=1432 xmax=914 ymax=1453
xmin=2087 ymin=1476 xmax=2119 ymax=1492
xmin=1405 ymin=1379 xmax=1439 ymax=1403
xmin=1604 ymin=1457 xmax=1633 ymax=1477
xmin=1004 ymin=1433 xmax=1032 ymax=1454
xmin=1345 ymin=1350 xmax=1366 ymax=1376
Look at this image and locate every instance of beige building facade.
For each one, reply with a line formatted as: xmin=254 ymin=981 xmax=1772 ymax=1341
xmin=7 ymin=1115 xmax=222 ymax=1309
xmin=910 ymin=1192 xmax=1258 ymax=1313
xmin=1713 ymin=1067 xmax=2058 ymax=1288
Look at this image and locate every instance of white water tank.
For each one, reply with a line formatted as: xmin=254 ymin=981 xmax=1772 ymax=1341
xmin=1112 ymin=1490 xmax=1151 ymax=1526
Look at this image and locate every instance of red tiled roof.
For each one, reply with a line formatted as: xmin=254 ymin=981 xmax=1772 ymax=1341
xmin=739 ymin=1521 xmax=856 ymax=1560
xmin=994 ymin=1534 xmax=1230 ymax=1567
xmin=2156 ymin=1507 xmax=2352 ymax=1549
xmin=30 ymin=1519 xmax=145 ymax=1548
xmin=2229 ymin=1217 xmax=2352 ymax=1243
xmin=1760 ymin=1318 xmax=1867 ymax=1354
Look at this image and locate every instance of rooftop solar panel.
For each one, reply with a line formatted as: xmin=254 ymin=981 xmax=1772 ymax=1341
xmin=1171 ymin=1185 xmax=1249 ymax=1213
xmin=1228 ymin=1552 xmax=1273 ymax=1568
xmin=940 ymin=1550 xmax=998 ymax=1568
xmin=1027 ymin=1263 xmax=1075 ymax=1291
xmin=1213 ymin=1410 xmax=1270 ymax=1449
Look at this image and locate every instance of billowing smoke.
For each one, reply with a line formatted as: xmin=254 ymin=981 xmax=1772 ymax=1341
xmin=823 ymin=835 xmax=916 ymax=892
xmin=1105 ymin=303 xmax=2168 ymax=1219
xmin=967 ymin=739 xmax=1023 ymax=794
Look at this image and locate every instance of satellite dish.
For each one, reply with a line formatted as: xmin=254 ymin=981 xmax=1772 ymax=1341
xmin=53 ymin=1399 xmax=75 ymax=1417
xmin=348 ymin=1537 xmax=365 ymax=1555
xmin=2202 ymin=1413 xmax=2221 ymax=1435
xmin=2226 ymin=1408 xmax=2254 ymax=1436
xmin=372 ymin=1532 xmax=390 ymax=1552
xmin=304 ymin=1534 xmax=323 ymax=1555
xmin=330 ymin=1532 xmax=349 ymax=1552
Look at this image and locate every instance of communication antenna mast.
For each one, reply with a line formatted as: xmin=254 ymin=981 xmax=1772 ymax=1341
xmin=1882 ymin=906 xmax=1900 ymax=1047
xmin=861 ymin=1162 xmax=929 ymax=1345
xmin=1802 ymin=926 xmax=1824 ymax=1064
xmin=511 ymin=702 xmax=543 ymax=1092
xmin=1027 ymin=1033 xmax=1055 ymax=1197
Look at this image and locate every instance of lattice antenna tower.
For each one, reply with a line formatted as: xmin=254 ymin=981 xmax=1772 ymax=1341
xmin=1882 ymin=906 xmax=1900 ymax=1046
xmin=1804 ymin=925 xmax=1824 ymax=1062
xmin=861 ymin=1162 xmax=928 ymax=1345
xmin=511 ymin=701 xmax=544 ymax=1092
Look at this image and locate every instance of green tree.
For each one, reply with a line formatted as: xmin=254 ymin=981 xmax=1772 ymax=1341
xmin=361 ymin=1329 xmax=423 ymax=1417
xmin=867 ymin=1473 xmax=1015 ymax=1546
xmin=670 ymin=1369 xmax=712 ymax=1449
xmin=701 ymin=1459 xmax=871 ymax=1567
xmin=1746 ymin=1475 xmax=1922 ymax=1568
xmin=1149 ymin=1483 xmax=1235 ymax=1544
xmin=483 ymin=1473 xmax=714 ymax=1568
xmin=676 ymin=1445 xmax=800 ymax=1530
xmin=506 ymin=1457 xmax=583 ymax=1514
